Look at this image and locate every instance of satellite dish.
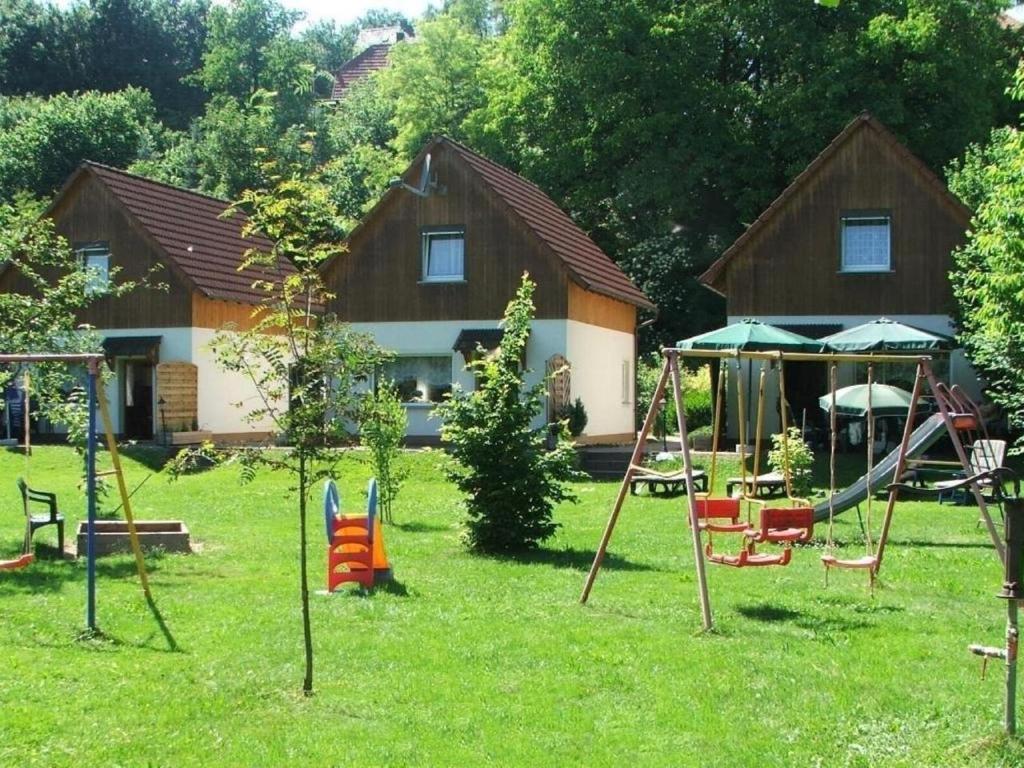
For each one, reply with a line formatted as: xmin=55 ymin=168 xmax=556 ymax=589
xmin=388 ymin=153 xmax=445 ymax=197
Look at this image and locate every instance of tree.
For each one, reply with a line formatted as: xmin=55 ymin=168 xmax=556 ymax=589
xmin=468 ymin=0 xmax=1019 ymax=347
xmin=948 ymin=67 xmax=1024 ymax=452
xmin=378 ymin=13 xmax=489 ymax=158
xmin=0 ymin=88 xmax=157 ymax=200
xmin=202 ymin=161 xmax=388 ymax=695
xmin=436 ymin=274 xmax=580 ymax=553
xmin=359 ymin=382 xmax=408 ymax=524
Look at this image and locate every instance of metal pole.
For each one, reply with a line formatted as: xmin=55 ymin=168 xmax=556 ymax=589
xmin=1008 ymin=600 xmax=1019 ymax=736
xmin=86 ymin=361 xmax=98 ymax=631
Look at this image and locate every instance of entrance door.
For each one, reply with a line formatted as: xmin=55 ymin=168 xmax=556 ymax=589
xmin=122 ymin=360 xmax=154 ymax=439
xmin=783 ymin=361 xmax=827 ymax=441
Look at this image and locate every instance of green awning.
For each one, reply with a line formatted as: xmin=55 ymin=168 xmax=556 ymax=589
xmin=677 ymin=319 xmax=825 ymax=352
xmin=819 ymin=318 xmax=952 ymax=352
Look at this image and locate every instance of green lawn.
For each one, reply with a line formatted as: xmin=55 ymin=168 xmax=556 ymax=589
xmin=2 ymin=445 xmax=1023 ymax=767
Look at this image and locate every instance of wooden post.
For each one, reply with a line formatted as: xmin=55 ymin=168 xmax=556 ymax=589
xmin=22 ymin=369 xmax=30 ymax=457
xmin=874 ymin=360 xmax=926 ymax=576
xmin=668 ymin=351 xmax=713 ymax=631
xmin=580 ymin=356 xmax=670 ymax=604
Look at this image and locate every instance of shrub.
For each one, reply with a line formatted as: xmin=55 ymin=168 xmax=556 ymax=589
xmin=636 ymin=354 xmax=713 ymax=435
xmin=767 ymin=427 xmax=814 ymax=498
xmin=556 ymin=397 xmax=588 ymax=437
xmin=436 ymin=274 xmax=581 ymax=553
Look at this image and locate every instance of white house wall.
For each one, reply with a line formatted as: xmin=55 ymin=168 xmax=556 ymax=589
xmin=350 ymin=320 xmax=568 ymax=437
xmin=191 ymin=327 xmax=280 ymax=435
xmin=565 ymin=321 xmax=635 ymax=439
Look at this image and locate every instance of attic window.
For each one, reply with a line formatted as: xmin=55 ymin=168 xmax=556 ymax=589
xmin=76 ymin=242 xmax=111 ymax=295
xmin=422 ymin=228 xmax=465 ymax=282
xmin=840 ymin=214 xmax=891 ymax=273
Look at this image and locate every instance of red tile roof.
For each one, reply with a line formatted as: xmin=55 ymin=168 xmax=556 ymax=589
xmin=441 ymin=139 xmax=655 ymax=310
xmin=330 ymin=44 xmax=392 ymax=100
xmin=78 ymin=162 xmax=293 ymax=305
xmin=699 ymin=113 xmax=971 ymax=295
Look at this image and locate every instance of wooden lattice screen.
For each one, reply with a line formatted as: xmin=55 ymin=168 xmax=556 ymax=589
xmin=155 ymin=362 xmax=198 ymax=432
xmin=546 ymin=354 xmax=571 ymax=420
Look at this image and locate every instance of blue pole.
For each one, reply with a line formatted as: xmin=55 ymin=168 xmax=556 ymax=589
xmin=86 ymin=364 xmax=97 ymax=631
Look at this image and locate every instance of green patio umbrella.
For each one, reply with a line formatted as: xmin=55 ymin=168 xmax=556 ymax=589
xmin=818 ymin=317 xmax=952 ymax=352
xmin=818 ymin=383 xmax=918 ymax=417
xmin=677 ymin=319 xmax=825 ymax=439
xmin=676 ymin=318 xmax=826 ymax=352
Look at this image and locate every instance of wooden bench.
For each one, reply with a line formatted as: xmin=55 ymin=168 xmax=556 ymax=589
xmin=630 ymin=470 xmax=708 ymax=496
xmin=724 ymin=472 xmax=786 ymax=498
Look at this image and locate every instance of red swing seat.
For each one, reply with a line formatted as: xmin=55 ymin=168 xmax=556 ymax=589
xmin=821 ymin=553 xmax=877 ymax=570
xmin=746 ymin=506 xmax=814 ymax=544
xmin=705 ymin=543 xmax=792 ymax=568
xmin=0 ymin=553 xmax=34 ymax=571
xmin=692 ymin=497 xmax=749 ymax=533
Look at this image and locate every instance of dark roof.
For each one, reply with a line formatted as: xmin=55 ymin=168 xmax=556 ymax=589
xmin=441 ymin=139 xmax=655 ymax=310
xmin=699 ymin=113 xmax=972 ymax=295
xmin=69 ymin=163 xmax=292 ymax=305
xmin=330 ymin=44 xmax=392 ymax=99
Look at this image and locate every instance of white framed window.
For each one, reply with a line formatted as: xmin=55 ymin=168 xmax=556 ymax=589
xmin=381 ymin=355 xmax=452 ymax=404
xmin=422 ymin=229 xmax=464 ymax=282
xmin=77 ymin=242 xmax=111 ymax=295
xmin=621 ymin=360 xmax=631 ymax=404
xmin=840 ymin=214 xmax=891 ymax=273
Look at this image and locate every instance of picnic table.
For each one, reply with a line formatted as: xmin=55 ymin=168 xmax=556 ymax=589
xmin=630 ymin=470 xmax=708 ymax=496
xmin=724 ymin=472 xmax=787 ymax=498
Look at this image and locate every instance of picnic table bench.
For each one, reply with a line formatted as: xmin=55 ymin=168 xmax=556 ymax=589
xmin=630 ymin=470 xmax=708 ymax=496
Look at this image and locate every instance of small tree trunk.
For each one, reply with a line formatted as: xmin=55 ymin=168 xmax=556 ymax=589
xmin=298 ymin=452 xmax=314 ymax=695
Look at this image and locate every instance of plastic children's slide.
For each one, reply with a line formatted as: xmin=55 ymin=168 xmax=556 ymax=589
xmin=811 ymin=413 xmax=948 ymax=523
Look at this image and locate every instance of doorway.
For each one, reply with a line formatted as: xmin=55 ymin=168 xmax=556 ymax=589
xmin=122 ymin=359 xmax=154 ymax=440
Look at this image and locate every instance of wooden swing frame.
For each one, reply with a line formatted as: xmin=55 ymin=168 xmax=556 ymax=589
xmin=579 ymin=348 xmax=1005 ymax=632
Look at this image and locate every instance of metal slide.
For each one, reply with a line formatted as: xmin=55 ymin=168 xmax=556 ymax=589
xmin=812 ymin=413 xmax=948 ymax=523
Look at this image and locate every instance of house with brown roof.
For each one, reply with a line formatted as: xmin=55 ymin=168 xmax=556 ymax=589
xmin=699 ymin=113 xmax=980 ymax=437
xmin=0 ymin=162 xmax=293 ymax=441
xmin=329 ymin=26 xmax=411 ymax=100
xmin=322 ymin=136 xmax=655 ymax=443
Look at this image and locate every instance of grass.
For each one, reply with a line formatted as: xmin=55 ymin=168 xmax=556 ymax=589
xmin=1 ymin=444 xmax=1023 ymax=766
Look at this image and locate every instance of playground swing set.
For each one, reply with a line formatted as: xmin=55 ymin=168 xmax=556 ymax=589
xmin=0 ymin=353 xmax=153 ymax=633
xmin=580 ymin=347 xmax=1007 ymax=633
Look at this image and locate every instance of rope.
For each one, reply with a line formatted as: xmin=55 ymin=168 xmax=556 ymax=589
xmin=751 ymin=361 xmax=768 ymax=497
xmin=777 ymin=356 xmax=796 ymax=502
xmin=707 ymin=362 xmax=727 ymax=492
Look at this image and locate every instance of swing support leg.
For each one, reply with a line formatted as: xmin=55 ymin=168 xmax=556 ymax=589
xmin=580 ymin=352 xmax=713 ymax=632
xmin=580 ymin=357 xmax=669 ymax=605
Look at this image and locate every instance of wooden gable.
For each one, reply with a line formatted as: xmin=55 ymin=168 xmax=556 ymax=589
xmin=325 ymin=141 xmax=571 ymax=322
xmin=0 ymin=172 xmax=195 ymax=329
xmin=702 ymin=115 xmax=970 ymax=318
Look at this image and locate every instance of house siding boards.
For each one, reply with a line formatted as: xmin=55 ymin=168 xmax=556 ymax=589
xmin=0 ymin=173 xmax=195 ymax=328
xmin=716 ymin=121 xmax=966 ymax=317
xmin=326 ymin=142 xmax=571 ymax=321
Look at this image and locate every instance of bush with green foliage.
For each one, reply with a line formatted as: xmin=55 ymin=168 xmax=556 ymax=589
xmin=437 ymin=274 xmax=581 ymax=553
xmin=556 ymin=396 xmax=588 ymax=438
xmin=359 ymin=382 xmax=408 ymax=524
xmin=767 ymin=427 xmax=814 ymax=498
xmin=635 ymin=354 xmax=713 ymax=435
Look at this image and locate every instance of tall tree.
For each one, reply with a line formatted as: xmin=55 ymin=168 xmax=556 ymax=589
xmin=0 ymin=88 xmax=157 ymax=200
xmin=468 ymin=0 xmax=1019 ymax=347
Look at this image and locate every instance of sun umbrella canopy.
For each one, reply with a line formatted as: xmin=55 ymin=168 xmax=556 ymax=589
xmin=818 ymin=318 xmax=952 ymax=352
xmin=818 ymin=383 xmax=919 ymax=417
xmin=677 ymin=319 xmax=825 ymax=352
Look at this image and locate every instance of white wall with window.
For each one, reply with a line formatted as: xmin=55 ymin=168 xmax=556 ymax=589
xmin=421 ymin=228 xmax=465 ymax=282
xmin=840 ymin=214 xmax=891 ymax=272
xmin=351 ymin=319 xmax=569 ymax=437
xmin=76 ymin=242 xmax=111 ymax=295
